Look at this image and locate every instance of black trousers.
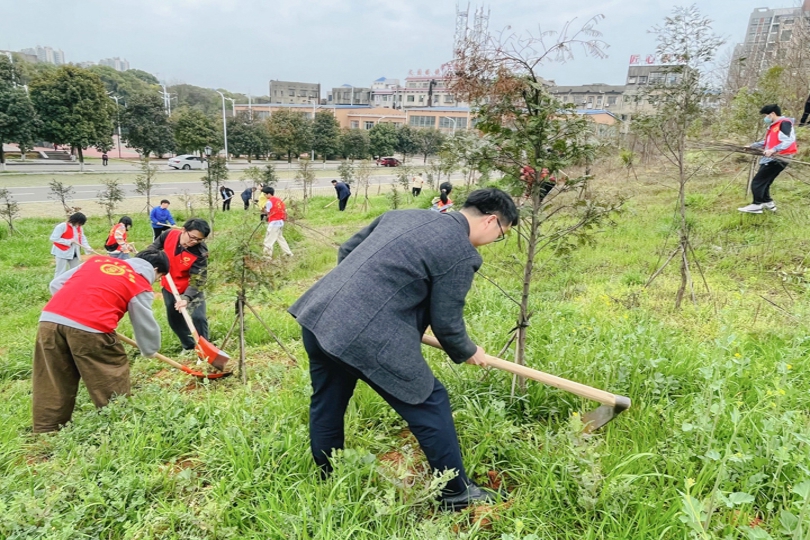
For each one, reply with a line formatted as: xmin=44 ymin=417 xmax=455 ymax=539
xmin=161 ymin=288 xmax=209 ymax=350
xmin=152 ymin=226 xmax=171 ymax=240
xmin=302 ymin=327 xmax=470 ymax=495
xmin=412 ymin=188 xmax=422 ymax=197
xmin=338 ymin=197 xmax=349 ymax=211
xmin=242 ymin=198 xmax=251 ymax=210
xmin=751 ymin=161 xmax=787 ymax=204
xmin=222 ymin=198 xmax=232 ymax=211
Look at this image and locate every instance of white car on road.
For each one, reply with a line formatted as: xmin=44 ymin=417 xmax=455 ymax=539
xmin=168 ymin=155 xmax=206 ymax=170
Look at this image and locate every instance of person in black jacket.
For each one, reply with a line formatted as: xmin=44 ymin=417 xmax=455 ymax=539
xmin=240 ymin=187 xmax=256 ymax=210
xmin=331 ymin=179 xmax=351 ymax=211
xmin=289 ymin=188 xmax=518 ymax=510
xmin=219 ymin=185 xmax=235 ymax=211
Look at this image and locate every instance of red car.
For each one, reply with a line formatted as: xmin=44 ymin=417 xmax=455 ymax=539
xmin=376 ymin=157 xmax=401 ymax=167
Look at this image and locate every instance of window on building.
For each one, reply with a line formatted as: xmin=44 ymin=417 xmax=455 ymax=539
xmin=649 ymin=72 xmax=665 ymax=84
xmin=627 ymin=76 xmax=637 ymax=84
xmin=364 ymin=121 xmax=374 ymax=129
xmin=444 ymin=95 xmax=454 ymax=103
xmin=438 ymin=117 xmax=467 ymax=129
xmin=419 ymin=96 xmax=424 ymax=102
xmin=299 ymin=90 xmax=307 ymax=97
xmin=288 ymin=90 xmax=295 ymax=96
xmin=350 ymin=120 xmax=359 ymax=129
xmin=667 ymin=73 xmax=678 ymax=84
xmin=638 ymin=76 xmax=648 ymax=84
xmin=608 ymin=96 xmax=617 ymax=106
xmin=781 ymin=30 xmax=792 ymax=41
xmin=409 ymin=115 xmax=436 ymax=128
xmin=407 ymin=95 xmax=415 ymax=102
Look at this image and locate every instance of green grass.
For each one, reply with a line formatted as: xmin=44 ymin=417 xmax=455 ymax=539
xmin=2 ymin=169 xmax=810 ymax=539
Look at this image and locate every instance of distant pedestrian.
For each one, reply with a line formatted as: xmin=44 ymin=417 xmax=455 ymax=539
xmin=431 ymin=182 xmax=454 ymax=213
xmin=104 ymin=216 xmax=136 ymax=260
xmin=102 ymin=153 xmax=109 ymax=166
xmin=332 ymin=179 xmax=351 ymax=211
xmin=738 ymin=104 xmax=797 ymax=214
xmin=241 ymin=187 xmax=256 ymax=210
xmin=150 ymin=200 xmax=176 ymax=240
xmin=220 ymin=185 xmax=235 ymax=211
xmin=50 ymin=212 xmax=95 ymax=278
xmin=261 ymin=187 xmax=293 ymax=260
xmin=411 ymin=173 xmax=425 ymax=197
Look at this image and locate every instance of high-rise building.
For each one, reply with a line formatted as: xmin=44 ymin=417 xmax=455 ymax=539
xmin=268 ymin=80 xmax=320 ymax=105
xmin=729 ymin=1 xmax=810 ymax=86
xmin=21 ymin=45 xmax=65 ymax=65
xmin=99 ymin=57 xmax=130 ymax=71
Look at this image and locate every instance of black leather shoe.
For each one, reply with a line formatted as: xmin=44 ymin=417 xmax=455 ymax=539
xmin=438 ymin=482 xmax=502 ymax=511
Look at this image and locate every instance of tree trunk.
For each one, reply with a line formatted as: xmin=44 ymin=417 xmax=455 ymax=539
xmin=78 ymin=147 xmax=84 ymax=172
xmin=515 ymin=191 xmax=541 ymax=393
xmin=0 ymin=145 xmax=5 ymax=171
xmin=675 ymin=144 xmax=688 ymax=309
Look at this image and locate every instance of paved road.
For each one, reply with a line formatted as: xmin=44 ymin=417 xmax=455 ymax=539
xmin=1 ymin=160 xmax=412 ymax=174
xmin=6 ymin=174 xmax=418 ymax=204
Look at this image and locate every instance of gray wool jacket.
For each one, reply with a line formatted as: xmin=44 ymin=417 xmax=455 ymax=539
xmin=289 ymin=209 xmax=482 ymax=404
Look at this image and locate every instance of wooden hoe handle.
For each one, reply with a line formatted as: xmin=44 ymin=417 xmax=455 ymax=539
xmin=421 ymin=334 xmax=628 ymax=408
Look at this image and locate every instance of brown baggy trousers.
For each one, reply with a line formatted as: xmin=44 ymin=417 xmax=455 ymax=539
xmin=32 ymin=322 xmax=130 ymax=433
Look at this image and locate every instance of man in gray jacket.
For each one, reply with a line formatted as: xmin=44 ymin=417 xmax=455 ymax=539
xmin=289 ymin=188 xmax=518 ymax=510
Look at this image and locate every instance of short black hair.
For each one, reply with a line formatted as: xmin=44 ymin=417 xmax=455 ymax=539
xmin=261 ymin=185 xmax=273 ymax=194
xmin=135 ymin=248 xmax=170 ymax=275
xmin=760 ymin=104 xmax=782 ymax=116
xmin=331 ymin=180 xmax=338 ymax=184
xmin=183 ymin=218 xmax=211 ymax=238
xmin=119 ymin=216 xmax=133 ymax=227
xmin=68 ymin=212 xmax=87 ymax=225
xmin=160 ymin=199 xmax=170 ymax=205
xmin=462 ymin=188 xmax=519 ymax=227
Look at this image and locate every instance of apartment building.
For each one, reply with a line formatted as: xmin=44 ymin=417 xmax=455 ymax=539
xmin=268 ymin=80 xmax=321 ymax=105
xmin=21 ymin=45 xmax=65 ymax=65
xmin=100 ymin=57 xmax=130 ymax=71
xmin=328 ymin=85 xmax=371 ymax=106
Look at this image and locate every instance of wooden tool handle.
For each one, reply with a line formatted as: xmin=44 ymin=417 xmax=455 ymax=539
xmin=164 ymin=273 xmax=200 ymax=343
xmin=117 ymin=333 xmax=189 ymax=373
xmin=421 ymin=334 xmax=620 ymax=407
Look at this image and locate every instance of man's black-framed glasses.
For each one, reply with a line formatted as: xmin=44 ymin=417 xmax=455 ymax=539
xmin=486 ymin=213 xmax=506 ymax=242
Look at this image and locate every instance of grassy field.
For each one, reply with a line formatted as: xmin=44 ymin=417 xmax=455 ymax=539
xmin=1 ymin=162 xmax=810 ymax=539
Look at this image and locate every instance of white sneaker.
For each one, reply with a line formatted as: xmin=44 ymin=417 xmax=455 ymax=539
xmin=762 ymin=201 xmax=777 ymax=212
xmin=738 ymin=203 xmax=764 ymax=214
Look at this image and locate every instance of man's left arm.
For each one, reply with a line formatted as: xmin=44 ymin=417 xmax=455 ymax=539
xmin=128 ymin=291 xmax=161 ymax=357
xmin=428 ymin=258 xmax=480 ymax=363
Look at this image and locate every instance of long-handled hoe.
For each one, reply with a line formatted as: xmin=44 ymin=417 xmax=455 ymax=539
xmin=421 ymin=334 xmax=631 ymax=433
xmin=117 ymin=333 xmax=232 ymax=380
xmin=164 ymin=274 xmax=230 ymax=371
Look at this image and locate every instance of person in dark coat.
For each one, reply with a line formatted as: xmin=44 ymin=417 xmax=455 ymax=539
xmin=288 ymin=188 xmax=518 ymax=510
xmin=331 ymin=179 xmax=351 ymax=211
xmin=241 ymin=187 xmax=256 ymax=210
xmin=219 ymin=185 xmax=235 ymax=211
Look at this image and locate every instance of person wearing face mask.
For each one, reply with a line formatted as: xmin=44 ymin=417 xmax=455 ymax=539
xmin=738 ymin=104 xmax=797 ymax=214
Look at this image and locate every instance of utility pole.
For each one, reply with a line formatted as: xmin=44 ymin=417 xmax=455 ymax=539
xmin=215 ymin=91 xmax=229 ymax=161
xmin=107 ymin=92 xmax=123 ymax=159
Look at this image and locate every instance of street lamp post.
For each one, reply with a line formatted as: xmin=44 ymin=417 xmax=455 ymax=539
xmin=107 ymin=92 xmax=123 ymax=159
xmin=441 ymin=116 xmax=457 ymax=136
xmin=225 ymin=96 xmax=236 ymax=117
xmin=310 ymin=100 xmax=317 ymax=161
xmin=215 ymin=91 xmax=229 ymax=161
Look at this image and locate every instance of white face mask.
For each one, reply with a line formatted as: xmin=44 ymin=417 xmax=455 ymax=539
xmin=763 ymin=116 xmax=774 ymax=126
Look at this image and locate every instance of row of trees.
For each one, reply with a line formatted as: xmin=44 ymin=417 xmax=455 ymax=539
xmin=0 ymin=56 xmax=450 ymax=166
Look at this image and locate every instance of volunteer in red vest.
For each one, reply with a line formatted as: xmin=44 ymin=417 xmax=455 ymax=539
xmin=32 ymin=249 xmax=169 ymax=433
xmin=739 ymin=104 xmax=798 ymax=214
xmin=104 ymin=216 xmax=135 ymax=260
xmin=150 ymin=218 xmax=211 ymax=352
xmin=262 ymin=186 xmax=293 ymax=259
xmin=431 ymin=182 xmax=454 ymax=213
xmin=49 ymin=212 xmax=95 ymax=278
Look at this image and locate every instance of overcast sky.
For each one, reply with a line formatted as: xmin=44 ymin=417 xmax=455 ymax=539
xmin=0 ymin=0 xmax=793 ymax=98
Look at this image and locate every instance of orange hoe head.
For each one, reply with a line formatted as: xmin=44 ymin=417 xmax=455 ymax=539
xmin=195 ymin=337 xmax=230 ymax=371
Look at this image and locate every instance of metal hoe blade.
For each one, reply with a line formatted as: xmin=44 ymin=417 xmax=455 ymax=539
xmin=581 ymin=395 xmax=632 ymax=433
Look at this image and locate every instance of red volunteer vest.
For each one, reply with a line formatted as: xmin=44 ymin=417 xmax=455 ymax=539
xmin=160 ymin=229 xmax=198 ymax=294
xmin=53 ymin=223 xmax=82 ymax=252
xmin=765 ymin=119 xmax=798 ymax=155
xmin=44 ymin=256 xmax=153 ymax=333
xmin=267 ymin=196 xmax=287 ymax=222
xmin=105 ymin=223 xmax=127 ymax=251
